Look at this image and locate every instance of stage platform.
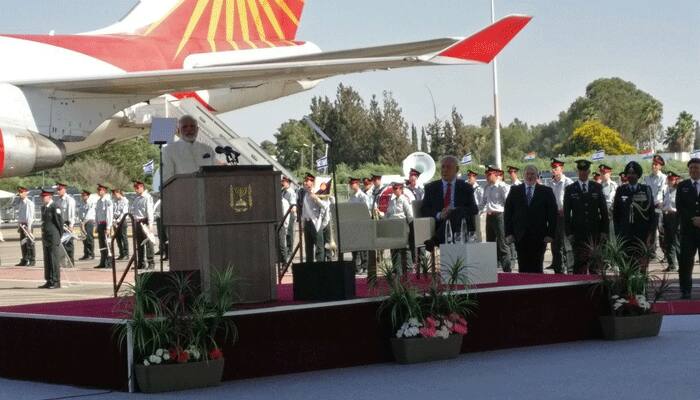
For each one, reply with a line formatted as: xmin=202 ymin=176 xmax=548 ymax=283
xmin=0 ymin=272 xmax=693 ymax=392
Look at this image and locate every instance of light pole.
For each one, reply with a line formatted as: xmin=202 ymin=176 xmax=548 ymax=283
xmin=302 ymin=143 xmax=309 ymax=171
xmin=491 ymin=0 xmax=502 ymax=168
xmin=310 ymin=143 xmax=315 ymax=170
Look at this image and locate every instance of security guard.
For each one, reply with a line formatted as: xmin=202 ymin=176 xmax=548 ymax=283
xmin=94 ymin=184 xmax=114 ymax=269
xmin=279 ymin=176 xmax=297 ymax=264
xmin=15 ymin=187 xmax=35 ymax=266
xmin=507 ymin=166 xmax=522 ymax=186
xmin=348 ymin=177 xmax=371 ymax=273
xmin=55 ymin=183 xmax=76 ymax=265
xmin=645 ymin=155 xmax=667 ymax=258
xmin=38 ymin=188 xmax=63 ymax=289
xmin=662 ymin=171 xmax=681 ymax=272
xmin=78 ymin=190 xmax=96 ymax=260
xmin=563 ymin=160 xmax=609 ymax=274
xmin=546 ymin=158 xmax=573 ymax=273
xmin=677 ymin=158 xmax=700 ymax=299
xmin=613 ymin=161 xmax=655 ymax=271
xmin=112 ymin=189 xmax=130 ymax=260
xmin=131 ymin=181 xmax=156 ymax=270
xmin=482 ymin=166 xmax=511 ymax=271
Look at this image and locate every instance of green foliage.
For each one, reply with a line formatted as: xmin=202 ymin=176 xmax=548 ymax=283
xmin=562 ymin=120 xmax=636 ymax=156
xmin=664 ymin=111 xmax=696 ymax=152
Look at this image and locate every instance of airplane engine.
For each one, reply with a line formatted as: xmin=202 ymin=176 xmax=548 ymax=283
xmin=0 ymin=126 xmax=66 ymax=177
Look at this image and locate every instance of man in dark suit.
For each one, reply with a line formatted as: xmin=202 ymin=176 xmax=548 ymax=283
xmin=612 ymin=161 xmax=655 ymax=271
xmin=564 ymin=160 xmax=609 ymax=274
xmin=504 ymin=165 xmax=557 ymax=273
xmin=39 ymin=188 xmax=64 ymax=289
xmin=675 ymin=158 xmax=700 ymax=299
xmin=421 ymin=156 xmax=478 ymax=248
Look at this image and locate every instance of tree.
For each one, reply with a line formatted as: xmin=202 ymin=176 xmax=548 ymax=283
xmin=260 ymin=140 xmax=277 ymax=156
xmin=426 ymin=119 xmax=443 ymax=160
xmin=274 ymin=119 xmax=317 ymax=170
xmin=694 ymin=121 xmax=700 ymax=150
xmin=410 ymin=124 xmax=419 ymax=152
xmin=664 ymin=111 xmax=696 ymax=152
xmin=420 ymin=128 xmax=429 ymax=153
xmin=563 ymin=120 xmax=636 ymax=155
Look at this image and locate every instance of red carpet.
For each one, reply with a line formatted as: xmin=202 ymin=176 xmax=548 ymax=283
xmin=0 ymin=273 xmax=598 ymax=319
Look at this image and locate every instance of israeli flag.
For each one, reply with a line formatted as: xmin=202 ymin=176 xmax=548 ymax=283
xmin=315 ymin=156 xmax=328 ymax=171
xmin=143 ymin=160 xmax=155 ymax=176
xmin=460 ymin=153 xmax=472 ymax=165
xmin=523 ymin=152 xmax=536 ymax=161
xmin=591 ymin=150 xmax=605 ymax=161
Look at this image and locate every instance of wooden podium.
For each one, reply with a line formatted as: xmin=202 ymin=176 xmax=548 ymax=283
xmin=162 ymin=166 xmax=281 ymax=303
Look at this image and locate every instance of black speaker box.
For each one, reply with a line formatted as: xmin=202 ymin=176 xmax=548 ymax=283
xmin=292 ymin=261 xmax=356 ymax=301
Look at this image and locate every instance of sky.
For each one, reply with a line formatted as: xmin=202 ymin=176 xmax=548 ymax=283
xmin=2 ymin=0 xmax=699 ymax=144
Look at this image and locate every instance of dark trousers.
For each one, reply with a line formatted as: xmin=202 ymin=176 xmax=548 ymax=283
xmin=63 ymin=236 xmax=74 ymax=264
xmin=352 ymin=251 xmax=368 ymax=272
xmin=515 ymin=236 xmax=546 ymax=273
xmin=572 ymin=235 xmax=599 ymax=274
xmin=679 ymin=234 xmax=700 ymax=296
xmin=83 ymin=221 xmax=95 ymax=258
xmin=19 ymin=226 xmax=35 ymax=263
xmin=155 ymin=217 xmax=168 ymax=258
xmin=43 ymin=243 xmax=60 ymax=285
xmin=486 ymin=213 xmax=511 ymax=271
xmin=115 ymin=221 xmax=129 ymax=258
xmin=550 ymin=214 xmax=569 ymax=273
xmin=96 ymin=223 xmax=112 ymax=268
xmin=663 ymin=213 xmax=679 ymax=270
xmin=279 ymin=218 xmax=295 ymax=263
xmin=390 ymin=249 xmax=412 ymax=272
xmin=303 ymin=220 xmax=325 ymax=263
xmin=135 ymin=221 xmax=154 ymax=269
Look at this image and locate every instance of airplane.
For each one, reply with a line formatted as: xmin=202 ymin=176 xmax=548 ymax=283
xmin=0 ymin=0 xmax=531 ymax=178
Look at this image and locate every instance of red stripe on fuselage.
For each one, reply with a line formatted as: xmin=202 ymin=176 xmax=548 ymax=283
xmin=172 ymin=92 xmax=217 ymax=112
xmin=0 ymin=34 xmax=301 ymax=72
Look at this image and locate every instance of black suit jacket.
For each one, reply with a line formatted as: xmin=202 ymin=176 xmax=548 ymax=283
xmin=41 ymin=203 xmax=64 ymax=246
xmin=421 ymin=179 xmax=478 ymax=241
xmin=612 ymin=183 xmax=655 ymax=241
xmin=504 ymin=183 xmax=557 ymax=241
xmin=563 ymin=181 xmax=609 ymax=239
xmin=676 ymin=179 xmax=700 ymax=237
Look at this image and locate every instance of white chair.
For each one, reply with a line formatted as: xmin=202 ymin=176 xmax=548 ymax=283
xmin=411 ymin=200 xmax=436 ymax=250
xmin=336 ymin=202 xmax=409 ymax=253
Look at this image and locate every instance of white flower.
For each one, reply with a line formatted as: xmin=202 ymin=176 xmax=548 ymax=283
xmin=148 ymin=355 xmax=162 ymax=364
xmin=611 ymin=295 xmax=620 ymax=300
xmin=406 ymin=326 xmax=420 ymax=337
xmin=408 ymin=318 xmax=420 ymax=327
xmin=162 ymin=352 xmax=170 ymax=361
xmin=155 ymin=349 xmax=164 ymax=357
xmin=143 ymin=359 xmax=150 ymax=366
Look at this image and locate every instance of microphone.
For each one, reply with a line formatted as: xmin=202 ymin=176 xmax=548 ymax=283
xmin=215 ymin=146 xmax=225 ymax=154
xmin=215 ymin=145 xmax=241 ymax=165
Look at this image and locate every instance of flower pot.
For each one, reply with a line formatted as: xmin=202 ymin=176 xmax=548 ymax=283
xmin=134 ymin=358 xmax=224 ymax=393
xmin=390 ymin=334 xmax=463 ymax=364
xmin=599 ymin=313 xmax=663 ymax=340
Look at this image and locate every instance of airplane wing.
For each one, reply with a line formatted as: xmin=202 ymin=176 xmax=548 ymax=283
xmin=14 ymin=15 xmax=531 ymax=95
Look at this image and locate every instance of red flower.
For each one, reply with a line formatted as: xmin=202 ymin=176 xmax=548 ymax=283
xmin=177 ymin=351 xmax=189 ymax=364
xmin=169 ymin=348 xmax=178 ymax=362
xmin=209 ymin=348 xmax=223 ymax=360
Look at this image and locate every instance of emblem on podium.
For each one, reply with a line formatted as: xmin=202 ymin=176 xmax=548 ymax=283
xmin=229 ymin=184 xmax=253 ymax=213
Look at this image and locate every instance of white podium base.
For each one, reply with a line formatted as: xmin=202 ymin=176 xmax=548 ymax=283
xmin=438 ymin=242 xmax=498 ymax=285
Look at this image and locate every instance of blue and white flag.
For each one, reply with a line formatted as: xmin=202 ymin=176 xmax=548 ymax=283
xmin=460 ymin=153 xmax=472 ymax=165
xmin=315 ymin=156 xmax=328 ymax=171
xmin=143 ymin=160 xmax=154 ymax=176
xmin=591 ymin=150 xmax=605 ymax=161
xmin=523 ymin=151 xmax=536 ymax=161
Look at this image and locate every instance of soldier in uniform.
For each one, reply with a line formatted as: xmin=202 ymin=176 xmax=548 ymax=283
xmin=370 ymin=174 xmax=385 ymax=211
xmin=55 ymin=183 xmax=76 ymax=265
xmin=546 ymin=158 xmax=573 ymax=274
xmin=94 ymin=184 xmax=114 ymax=269
xmin=378 ymin=182 xmax=414 ymax=271
xmin=112 ymin=189 xmax=130 ymax=260
xmin=363 ymin=177 xmax=373 ymax=197
xmin=593 ymin=172 xmax=602 ymax=184
xmin=644 ymin=155 xmax=667 ymax=258
xmin=14 ymin=187 xmax=35 ymax=266
xmin=38 ymin=188 xmax=63 ymax=289
xmin=676 ymin=158 xmax=700 ymax=299
xmin=78 ymin=190 xmax=96 ymax=260
xmin=482 ymin=166 xmax=511 ymax=272
xmin=613 ymin=161 xmax=655 ymax=271
xmin=599 ymin=164 xmax=618 ymax=236
xmin=153 ymin=197 xmax=168 ymax=261
xmin=563 ymin=160 xmax=609 ymax=274
xmin=347 ymin=177 xmax=371 ymax=273
xmin=131 ymin=181 xmax=156 ymax=270
xmin=662 ymin=171 xmax=681 ymax=272
xmin=279 ymin=176 xmax=297 ymax=264
xmin=297 ymin=173 xmax=328 ymax=262
xmin=507 ymin=166 xmax=522 ymax=186
xmin=619 ymin=172 xmax=628 ymax=185
xmin=405 ymin=168 xmax=425 ymax=202
xmin=466 ymin=170 xmax=484 ymax=242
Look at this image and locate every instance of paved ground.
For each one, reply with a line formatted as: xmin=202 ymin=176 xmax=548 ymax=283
xmin=0 ymin=314 xmax=698 ymax=399
xmin=0 ymin=227 xmax=695 ymax=307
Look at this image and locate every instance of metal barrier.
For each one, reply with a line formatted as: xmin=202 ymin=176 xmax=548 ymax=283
xmin=110 ymin=213 xmax=141 ymax=298
xmin=276 ymin=204 xmax=301 ymax=283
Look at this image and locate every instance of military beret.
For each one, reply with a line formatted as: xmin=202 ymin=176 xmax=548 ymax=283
xmin=408 ymin=168 xmax=421 ymax=177
xmin=575 ymin=159 xmax=592 ymax=170
xmin=652 ymin=154 xmax=665 ymax=166
xmin=598 ymin=164 xmax=613 ymax=172
xmin=40 ymin=188 xmax=55 ymax=197
xmin=507 ymin=165 xmax=519 ymax=173
xmin=550 ymin=158 xmax=565 ymax=168
xmin=348 ymin=177 xmax=361 ymax=184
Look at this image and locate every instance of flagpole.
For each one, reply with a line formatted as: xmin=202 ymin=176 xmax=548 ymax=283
xmin=491 ymin=0 xmax=502 ymax=169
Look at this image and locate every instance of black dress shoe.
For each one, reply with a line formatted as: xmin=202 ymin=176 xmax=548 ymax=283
xmin=15 ymin=260 xmax=27 ymax=266
xmin=26 ymin=262 xmax=36 ymax=267
xmin=663 ymin=266 xmax=677 ymax=272
xmin=38 ymin=282 xmax=51 ymax=289
xmin=47 ymin=283 xmax=61 ymax=289
xmin=94 ymin=265 xmax=106 ymax=269
xmin=681 ymin=292 xmax=692 ymax=300
xmin=424 ymin=239 xmax=436 ymax=252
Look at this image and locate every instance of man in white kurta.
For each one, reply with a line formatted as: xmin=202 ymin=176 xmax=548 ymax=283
xmin=162 ymin=115 xmax=216 ymax=182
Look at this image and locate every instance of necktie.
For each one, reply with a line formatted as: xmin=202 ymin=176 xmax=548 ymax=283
xmin=695 ymin=181 xmax=699 ymax=196
xmin=526 ymin=186 xmax=533 ymax=206
xmin=444 ymin=182 xmax=452 ymax=209
xmin=582 ymin=183 xmax=587 ymax=193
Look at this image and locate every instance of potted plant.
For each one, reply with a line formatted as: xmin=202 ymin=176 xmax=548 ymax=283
xmin=115 ymin=267 xmax=238 ymax=393
xmin=588 ymin=236 xmax=668 ymax=340
xmin=377 ymin=259 xmax=476 ymax=364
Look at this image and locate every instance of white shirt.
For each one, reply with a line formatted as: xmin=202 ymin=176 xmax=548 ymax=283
xmin=162 ymin=138 xmax=216 ymax=182
xmin=547 ymin=175 xmax=573 ymax=210
xmin=131 ymin=191 xmax=155 ymax=228
xmin=15 ymin=196 xmax=34 ymax=228
xmin=79 ymin=198 xmax=96 ymax=222
xmin=384 ymin=194 xmax=414 ymax=222
xmin=348 ymin=189 xmax=372 ymax=212
xmin=471 ymin=182 xmax=484 ymax=212
xmin=481 ymin=181 xmax=509 ymax=213
xmin=95 ymin=195 xmax=114 ymax=226
xmin=55 ymin=194 xmax=76 ymax=227
xmin=601 ymin=179 xmax=618 ymax=210
xmin=663 ymin=186 xmax=677 ymax=213
xmin=301 ymin=192 xmax=327 ymax=232
xmin=644 ymin=172 xmax=667 ymax=206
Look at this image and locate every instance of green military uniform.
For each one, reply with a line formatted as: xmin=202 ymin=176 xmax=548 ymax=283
xmin=39 ymin=189 xmax=63 ymax=289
